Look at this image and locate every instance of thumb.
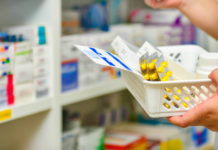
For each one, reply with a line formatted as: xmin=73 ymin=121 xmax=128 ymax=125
xmin=208 ymin=68 xmax=218 ymax=87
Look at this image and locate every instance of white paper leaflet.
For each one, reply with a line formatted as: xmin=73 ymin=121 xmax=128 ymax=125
xmin=75 ymin=45 xmax=141 ymax=76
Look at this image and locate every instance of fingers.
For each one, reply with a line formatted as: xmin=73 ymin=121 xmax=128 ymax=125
xmin=167 ymin=70 xmax=218 ymax=129
xmin=145 ymin=0 xmax=156 ymax=8
xmin=167 ymin=101 xmax=211 ymax=127
xmin=205 ymin=125 xmax=218 ymax=132
xmin=145 ymin=0 xmax=168 ymax=9
xmin=209 ymin=68 xmax=218 ymax=87
xmin=145 ymin=0 xmax=181 ymax=9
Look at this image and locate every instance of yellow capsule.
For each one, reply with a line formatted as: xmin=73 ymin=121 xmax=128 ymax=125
xmin=160 ymin=61 xmax=168 ymax=67
xmin=164 ymin=94 xmax=171 ymax=101
xmin=152 ymin=59 xmax=157 ymax=63
xmin=165 ymin=71 xmax=172 ymax=77
xmin=172 ymin=102 xmax=179 ymax=108
xmin=164 ymin=87 xmax=172 ymax=93
xmin=163 ymin=103 xmax=170 ymax=109
xmin=191 ymin=93 xmax=197 ymax=98
xmin=177 ymin=89 xmax=181 ymax=93
xmin=157 ymin=66 xmax=164 ymax=73
xmin=182 ymin=102 xmax=188 ymax=108
xmin=150 ymin=73 xmax=159 ymax=81
xmin=161 ymin=76 xmax=169 ymax=81
xmin=140 ymin=63 xmax=147 ymax=70
xmin=185 ymin=96 xmax=190 ymax=101
xmin=164 ymin=94 xmax=168 ymax=98
xmin=173 ymin=95 xmax=180 ymax=101
xmin=144 ymin=74 xmax=150 ymax=80
xmin=147 ymin=62 xmax=156 ymax=70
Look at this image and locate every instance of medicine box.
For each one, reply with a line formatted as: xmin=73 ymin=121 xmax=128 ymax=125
xmin=61 ymin=59 xmax=78 ymax=92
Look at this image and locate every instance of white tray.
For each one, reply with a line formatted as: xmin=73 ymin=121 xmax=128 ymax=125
xmin=122 ymin=45 xmax=217 ymax=118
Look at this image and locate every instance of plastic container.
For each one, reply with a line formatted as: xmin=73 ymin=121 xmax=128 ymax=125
xmin=196 ymin=53 xmax=218 ymax=78
xmin=122 ymin=45 xmax=217 ymax=118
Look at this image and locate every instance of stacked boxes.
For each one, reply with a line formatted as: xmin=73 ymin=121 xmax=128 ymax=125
xmin=32 ymin=45 xmax=50 ymax=98
xmin=128 ymin=9 xmax=196 ymax=45
xmin=61 ymin=32 xmax=120 ymax=92
xmin=5 ymin=25 xmax=50 ymax=99
xmin=4 ymin=25 xmax=47 ymax=45
xmin=13 ymin=42 xmax=34 ymax=103
xmin=0 ymin=44 xmax=14 ymax=107
xmin=0 ymin=25 xmax=50 ymax=108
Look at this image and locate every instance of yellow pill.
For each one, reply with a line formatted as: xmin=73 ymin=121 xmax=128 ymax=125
xmin=164 ymin=94 xmax=171 ymax=101
xmin=161 ymin=76 xmax=169 ymax=81
xmin=157 ymin=66 xmax=164 ymax=73
xmin=165 ymin=71 xmax=172 ymax=77
xmin=150 ymin=73 xmax=159 ymax=81
xmin=164 ymin=87 xmax=172 ymax=93
xmin=173 ymin=95 xmax=180 ymax=101
xmin=172 ymin=102 xmax=179 ymax=108
xmin=191 ymin=93 xmax=197 ymax=98
xmin=160 ymin=61 xmax=168 ymax=67
xmin=185 ymin=96 xmax=190 ymax=101
xmin=163 ymin=103 xmax=170 ymax=109
xmin=177 ymin=89 xmax=181 ymax=93
xmin=152 ymin=59 xmax=157 ymax=63
xmin=140 ymin=63 xmax=147 ymax=70
xmin=182 ymin=102 xmax=188 ymax=108
xmin=147 ymin=62 xmax=155 ymax=70
xmin=144 ymin=74 xmax=150 ymax=80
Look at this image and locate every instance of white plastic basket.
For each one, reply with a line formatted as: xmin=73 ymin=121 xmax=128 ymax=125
xmin=122 ymin=45 xmax=217 ymax=118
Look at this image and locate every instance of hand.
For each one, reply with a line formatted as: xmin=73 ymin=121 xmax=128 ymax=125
xmin=167 ymin=68 xmax=218 ymax=132
xmin=144 ymin=0 xmax=184 ymax=9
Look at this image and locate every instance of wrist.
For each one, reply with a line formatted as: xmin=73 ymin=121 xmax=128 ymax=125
xmin=177 ymin=0 xmax=197 ymax=13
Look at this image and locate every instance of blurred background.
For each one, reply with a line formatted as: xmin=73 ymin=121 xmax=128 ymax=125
xmin=0 ymin=0 xmax=217 ymax=149
xmin=60 ymin=1 xmax=217 ymax=149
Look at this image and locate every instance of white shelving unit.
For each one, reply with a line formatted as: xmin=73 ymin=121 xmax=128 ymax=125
xmin=0 ymin=0 xmax=63 ymax=149
xmin=0 ymin=0 xmax=216 ymax=149
xmin=0 ymin=98 xmax=52 ymax=124
xmin=0 ymin=0 xmax=128 ymax=149
xmin=61 ymin=78 xmax=126 ymax=106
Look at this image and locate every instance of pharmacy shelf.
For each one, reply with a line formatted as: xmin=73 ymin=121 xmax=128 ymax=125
xmin=0 ymin=98 xmax=52 ymax=124
xmin=61 ymin=78 xmax=126 ymax=106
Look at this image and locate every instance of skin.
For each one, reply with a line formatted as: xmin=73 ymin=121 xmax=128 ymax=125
xmin=145 ymin=0 xmax=218 ymax=131
xmin=167 ymin=69 xmax=218 ymax=132
xmin=145 ymin=0 xmax=218 ymax=40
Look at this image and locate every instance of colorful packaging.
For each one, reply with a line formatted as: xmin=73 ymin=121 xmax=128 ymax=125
xmin=139 ymin=53 xmax=148 ymax=80
xmin=156 ymin=55 xmax=174 ymax=81
xmin=105 ymin=131 xmax=147 ymax=150
xmin=146 ymin=52 xmax=160 ymax=81
xmin=61 ymin=59 xmax=78 ymax=92
xmin=4 ymin=25 xmax=48 ymax=45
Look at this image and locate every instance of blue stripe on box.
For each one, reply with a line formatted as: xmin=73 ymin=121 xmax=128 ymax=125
xmin=106 ymin=51 xmax=132 ymax=71
xmin=89 ymin=47 xmax=115 ymax=66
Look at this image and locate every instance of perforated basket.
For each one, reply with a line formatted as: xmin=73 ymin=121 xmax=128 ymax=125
xmin=122 ymin=45 xmax=217 ymax=118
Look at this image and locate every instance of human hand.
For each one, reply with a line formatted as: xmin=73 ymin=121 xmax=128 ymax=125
xmin=144 ymin=0 xmax=184 ymax=9
xmin=167 ymin=68 xmax=218 ymax=132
